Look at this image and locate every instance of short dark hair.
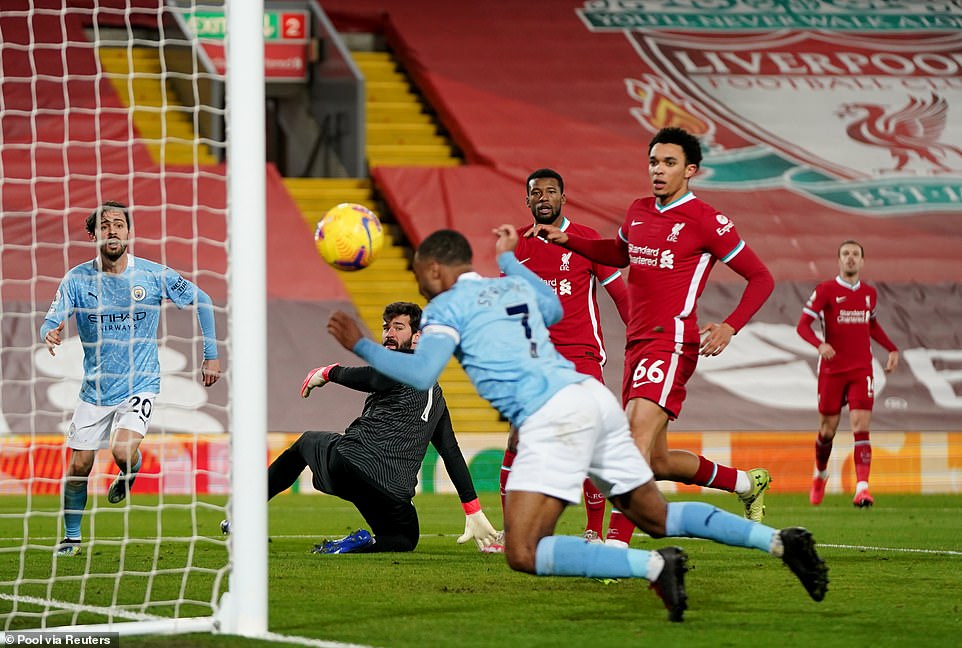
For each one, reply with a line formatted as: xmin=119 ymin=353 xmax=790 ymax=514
xmin=838 ymin=239 xmax=864 ymax=258
xmin=86 ymin=201 xmax=130 ymax=235
xmin=416 ymin=229 xmax=473 ymax=266
xmin=648 ymin=127 xmax=703 ymax=169
xmin=526 ymin=168 xmax=564 ymax=194
xmin=382 ymin=301 xmax=422 ymax=332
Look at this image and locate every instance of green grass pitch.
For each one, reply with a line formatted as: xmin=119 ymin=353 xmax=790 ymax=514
xmin=2 ymin=492 xmax=960 ymax=647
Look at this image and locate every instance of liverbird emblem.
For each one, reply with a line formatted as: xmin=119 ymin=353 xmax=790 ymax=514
xmin=835 ymin=93 xmax=962 ymax=172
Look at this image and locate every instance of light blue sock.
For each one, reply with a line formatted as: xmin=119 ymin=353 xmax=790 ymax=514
xmin=63 ymin=480 xmax=88 ymax=540
xmin=127 ymin=450 xmax=142 ymax=484
xmin=535 ymin=535 xmax=657 ymax=580
xmin=665 ymin=501 xmax=775 ymax=553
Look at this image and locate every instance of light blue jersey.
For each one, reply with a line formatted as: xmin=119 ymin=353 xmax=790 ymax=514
xmin=354 ymin=252 xmax=587 ymax=428
xmin=40 ymin=255 xmax=218 ymax=406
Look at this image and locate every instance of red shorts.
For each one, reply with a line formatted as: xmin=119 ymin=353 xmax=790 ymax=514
xmin=818 ymin=367 xmax=875 ymax=415
xmin=621 ymin=340 xmax=698 ymax=420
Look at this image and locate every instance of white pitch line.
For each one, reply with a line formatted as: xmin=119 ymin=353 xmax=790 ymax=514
xmin=820 ymin=543 xmax=962 ymax=556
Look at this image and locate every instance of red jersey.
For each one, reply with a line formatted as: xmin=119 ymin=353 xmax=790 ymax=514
xmin=514 ymin=218 xmax=623 ymax=364
xmin=799 ymin=277 xmax=897 ymax=374
xmin=617 ymin=193 xmax=746 ymax=345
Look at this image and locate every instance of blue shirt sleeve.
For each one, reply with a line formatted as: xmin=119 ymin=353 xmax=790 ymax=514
xmin=497 ymin=251 xmax=563 ymax=325
xmin=40 ymin=277 xmax=73 ymax=339
xmin=163 ymin=269 xmax=218 ymax=359
xmin=354 ymin=333 xmax=457 ymax=391
xmin=194 ymin=289 xmax=218 ymax=359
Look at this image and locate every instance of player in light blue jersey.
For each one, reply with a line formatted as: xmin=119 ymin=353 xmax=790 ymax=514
xmin=328 ymin=226 xmax=828 ymax=622
xmin=40 ymin=201 xmax=221 ymax=557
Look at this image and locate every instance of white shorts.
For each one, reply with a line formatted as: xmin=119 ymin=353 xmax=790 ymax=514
xmin=507 ymin=379 xmax=653 ymax=503
xmin=66 ymin=393 xmax=156 ymax=451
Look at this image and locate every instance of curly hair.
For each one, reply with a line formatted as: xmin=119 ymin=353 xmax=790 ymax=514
xmin=648 ymin=127 xmax=703 ymax=169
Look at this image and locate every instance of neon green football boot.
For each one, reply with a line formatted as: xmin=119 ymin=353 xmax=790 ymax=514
xmin=739 ymin=468 xmax=771 ymax=522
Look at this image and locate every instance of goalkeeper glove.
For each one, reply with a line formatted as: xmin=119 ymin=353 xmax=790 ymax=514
xmin=457 ymin=499 xmax=502 ymax=552
xmin=300 ymin=363 xmax=338 ymax=398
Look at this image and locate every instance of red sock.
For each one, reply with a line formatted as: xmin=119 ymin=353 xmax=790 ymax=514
xmin=583 ymin=479 xmax=606 ymax=535
xmin=500 ymin=449 xmax=516 ymax=513
xmin=605 ymin=509 xmax=635 ymax=545
xmin=692 ymin=455 xmax=738 ymax=492
xmin=853 ymin=431 xmax=872 ymax=483
xmin=815 ymin=434 xmax=834 ymax=472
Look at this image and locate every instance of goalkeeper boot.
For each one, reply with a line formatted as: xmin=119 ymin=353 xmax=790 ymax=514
xmin=853 ymin=489 xmax=874 ymax=508
xmin=778 ymin=527 xmax=829 ymax=602
xmin=738 ymin=468 xmax=771 ymax=522
xmin=312 ymin=529 xmax=374 ymax=554
xmin=649 ymin=547 xmax=688 ymax=623
xmin=55 ymin=538 xmax=82 ymax=557
xmin=107 ymin=471 xmax=136 ymax=504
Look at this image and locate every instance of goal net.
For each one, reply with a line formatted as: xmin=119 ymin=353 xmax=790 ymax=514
xmin=1 ymin=0 xmax=266 ymax=637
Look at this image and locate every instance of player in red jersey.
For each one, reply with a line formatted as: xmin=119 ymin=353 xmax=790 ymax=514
xmin=498 ymin=169 xmax=633 ymax=545
xmin=796 ymin=240 xmax=899 ymax=508
xmin=528 ymin=127 xmax=775 ymax=522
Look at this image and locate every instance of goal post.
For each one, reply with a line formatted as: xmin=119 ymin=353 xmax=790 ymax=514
xmin=222 ymin=0 xmax=268 ymax=638
xmin=0 ymin=0 xmax=266 ymax=639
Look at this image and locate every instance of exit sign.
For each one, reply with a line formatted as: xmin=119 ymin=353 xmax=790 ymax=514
xmin=184 ymin=10 xmax=307 ymax=42
xmin=180 ymin=8 xmax=310 ymax=81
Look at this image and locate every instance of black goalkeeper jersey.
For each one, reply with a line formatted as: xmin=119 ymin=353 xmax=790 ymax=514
xmin=327 ymin=363 xmax=474 ymax=503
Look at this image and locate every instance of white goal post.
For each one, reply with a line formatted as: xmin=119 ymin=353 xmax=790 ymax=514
xmin=0 ymin=0 xmax=266 ymax=639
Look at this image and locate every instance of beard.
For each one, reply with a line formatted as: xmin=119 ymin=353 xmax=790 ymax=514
xmin=383 ymin=339 xmax=412 ymax=351
xmin=531 ymin=205 xmax=561 ymax=225
xmin=101 ymin=239 xmax=127 ymax=261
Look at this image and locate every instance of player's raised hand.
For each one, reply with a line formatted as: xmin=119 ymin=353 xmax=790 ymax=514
xmin=201 ymin=359 xmax=221 ymax=386
xmin=698 ymin=321 xmax=735 ymax=356
xmin=300 ymin=363 xmax=339 ymax=398
xmin=526 ymin=223 xmax=567 ymax=245
xmin=493 ymin=224 xmax=520 ymax=255
xmin=328 ymin=311 xmax=364 ymax=351
xmin=45 ymin=321 xmax=65 ymax=356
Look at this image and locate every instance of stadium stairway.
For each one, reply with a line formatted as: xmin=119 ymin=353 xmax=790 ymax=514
xmin=283 ymin=177 xmax=507 ymax=434
xmin=97 ymin=47 xmax=218 ymax=166
xmin=351 ymin=50 xmax=460 ymax=168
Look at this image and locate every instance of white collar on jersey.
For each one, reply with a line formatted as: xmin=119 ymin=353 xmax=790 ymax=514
xmin=456 ymin=271 xmax=483 ymax=283
xmin=655 ymin=192 xmax=696 ymax=212
xmin=834 ymin=275 xmax=861 ymax=291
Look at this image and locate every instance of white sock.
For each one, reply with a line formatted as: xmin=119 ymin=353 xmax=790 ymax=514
xmin=646 ymin=550 xmax=666 ymax=581
xmin=734 ymin=470 xmax=752 ymax=495
xmin=855 ymin=481 xmax=869 ymax=494
xmin=769 ymin=532 xmax=784 ymax=557
xmin=816 ymin=469 xmax=830 ymax=480
xmin=604 ymin=538 xmax=628 ymax=549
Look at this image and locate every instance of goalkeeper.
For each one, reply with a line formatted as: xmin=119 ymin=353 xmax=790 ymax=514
xmin=259 ymin=301 xmax=500 ymax=554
